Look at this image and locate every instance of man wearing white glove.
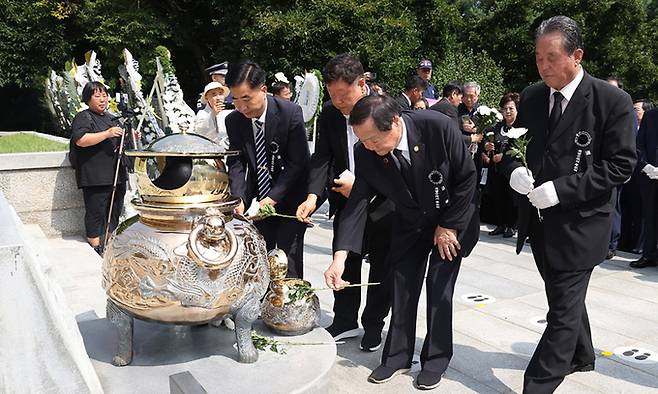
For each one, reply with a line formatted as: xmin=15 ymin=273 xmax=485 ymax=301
xmin=504 ymin=17 xmax=636 ymax=393
xmin=631 ymin=108 xmax=658 ymax=268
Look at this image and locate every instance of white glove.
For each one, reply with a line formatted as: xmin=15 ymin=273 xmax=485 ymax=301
xmin=643 ymin=164 xmax=658 ymax=180
xmin=642 ymin=164 xmax=656 ymax=175
xmin=528 ymin=181 xmax=560 ymax=209
xmin=245 ymin=198 xmax=260 ymax=217
xmin=510 ymin=167 xmax=535 ymax=195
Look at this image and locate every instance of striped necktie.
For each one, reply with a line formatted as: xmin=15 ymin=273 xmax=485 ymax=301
xmin=254 ymin=120 xmax=271 ymax=200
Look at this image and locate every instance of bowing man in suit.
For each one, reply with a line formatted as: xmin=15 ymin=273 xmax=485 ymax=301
xmin=325 ymin=95 xmax=479 ymax=390
xmin=395 ymin=75 xmax=428 ymax=111
xmin=296 ymin=53 xmax=394 ymax=351
xmin=506 ymin=16 xmax=636 ymax=393
xmin=225 ymin=60 xmax=310 ymax=278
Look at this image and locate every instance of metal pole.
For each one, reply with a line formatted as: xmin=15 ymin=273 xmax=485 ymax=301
xmin=103 ymin=121 xmax=129 ymax=250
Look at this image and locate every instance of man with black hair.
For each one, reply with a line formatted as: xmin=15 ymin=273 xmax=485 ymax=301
xmin=225 ymin=60 xmax=310 ymax=278
xmin=296 ymin=53 xmax=394 ymax=352
xmin=395 ymin=75 xmax=428 ymax=111
xmin=325 ymin=94 xmax=479 ymax=390
xmin=430 ymin=81 xmax=463 ymax=128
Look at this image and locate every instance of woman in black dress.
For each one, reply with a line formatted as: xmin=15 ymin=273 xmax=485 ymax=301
xmin=484 ymin=92 xmax=520 ymax=237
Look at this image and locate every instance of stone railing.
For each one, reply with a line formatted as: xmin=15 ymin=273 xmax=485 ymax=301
xmin=0 ymin=131 xmax=84 ymax=236
xmin=0 ymin=191 xmax=103 ymax=393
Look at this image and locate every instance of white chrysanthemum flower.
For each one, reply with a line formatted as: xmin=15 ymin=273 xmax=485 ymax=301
xmin=274 ymin=72 xmax=289 ymax=84
xmin=478 ymin=105 xmax=491 ymax=116
xmin=501 ymin=127 xmax=528 ymax=139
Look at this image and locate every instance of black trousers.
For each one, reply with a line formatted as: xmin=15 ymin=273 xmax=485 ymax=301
xmin=331 ymin=209 xmax=393 ymax=333
xmin=381 ymin=236 xmax=461 ymax=373
xmin=255 ymin=215 xmax=306 ymax=278
xmin=524 ymin=217 xmax=595 ymax=394
xmin=640 ymin=177 xmax=658 ymax=260
xmin=82 ymin=183 xmax=126 ymax=239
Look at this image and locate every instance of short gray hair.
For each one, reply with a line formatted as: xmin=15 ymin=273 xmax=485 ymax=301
xmin=535 ymin=15 xmax=583 ymax=54
xmin=463 ymin=81 xmax=480 ymax=95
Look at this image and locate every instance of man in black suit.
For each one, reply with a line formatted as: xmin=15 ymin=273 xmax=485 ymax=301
xmin=325 ymin=95 xmax=479 ymax=390
xmin=225 ymin=60 xmax=310 ymax=278
xmin=429 ymin=81 xmax=463 ymax=128
xmin=296 ymin=54 xmax=394 ymax=351
xmin=630 ymin=108 xmax=658 ymax=268
xmin=395 ymin=75 xmax=428 ymax=111
xmin=506 ymin=16 xmax=636 ymax=393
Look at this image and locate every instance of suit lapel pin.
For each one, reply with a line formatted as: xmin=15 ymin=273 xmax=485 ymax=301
xmin=413 ymin=145 xmax=419 ymax=152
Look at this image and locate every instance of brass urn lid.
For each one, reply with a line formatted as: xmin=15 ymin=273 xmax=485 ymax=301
xmin=126 ymin=133 xmax=239 ymax=205
xmin=125 ymin=132 xmax=239 ymax=158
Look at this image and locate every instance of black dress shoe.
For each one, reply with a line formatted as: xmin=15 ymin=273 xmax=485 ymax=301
xmin=629 ymin=257 xmax=658 ymax=268
xmin=488 ymin=226 xmax=505 ymax=236
xmin=93 ymin=244 xmax=104 ymax=256
xmin=502 ymin=228 xmax=516 ymax=238
xmin=360 ymin=329 xmax=382 ymax=352
xmin=605 ymin=250 xmax=616 ymax=260
xmin=568 ymin=361 xmax=595 ymax=375
xmin=415 ymin=369 xmax=444 ymax=390
xmin=367 ymin=364 xmax=410 ymax=384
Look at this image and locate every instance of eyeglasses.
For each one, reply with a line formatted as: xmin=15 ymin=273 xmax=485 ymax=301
xmin=502 ymin=107 xmax=516 ymax=112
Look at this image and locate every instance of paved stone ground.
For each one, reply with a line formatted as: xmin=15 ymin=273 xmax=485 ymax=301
xmin=40 ymin=204 xmax=658 ymax=393
xmin=304 ymin=206 xmax=658 ymax=393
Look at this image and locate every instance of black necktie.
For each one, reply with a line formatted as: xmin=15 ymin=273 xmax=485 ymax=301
xmin=548 ymin=91 xmax=564 ymax=134
xmin=393 ymin=148 xmax=414 ymax=196
xmin=254 ymin=120 xmax=271 ymax=200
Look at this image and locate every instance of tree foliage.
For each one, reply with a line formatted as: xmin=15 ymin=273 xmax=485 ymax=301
xmin=240 ymin=0 xmax=420 ymax=93
xmin=0 ymin=0 xmax=71 ymax=88
xmin=0 ymin=0 xmax=657 ymax=131
xmin=432 ymin=48 xmax=505 ymax=106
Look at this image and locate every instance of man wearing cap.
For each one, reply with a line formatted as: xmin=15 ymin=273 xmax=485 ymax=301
xmin=417 ymin=59 xmax=438 ymax=100
xmin=206 ymin=62 xmax=233 ymax=106
xmin=194 ymin=82 xmax=230 ymax=147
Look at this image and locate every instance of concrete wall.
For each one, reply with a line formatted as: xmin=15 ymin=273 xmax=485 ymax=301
xmin=0 ymin=132 xmax=84 ymax=237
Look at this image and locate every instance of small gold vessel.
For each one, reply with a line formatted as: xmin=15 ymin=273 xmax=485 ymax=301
xmin=261 ymin=250 xmax=321 ymax=336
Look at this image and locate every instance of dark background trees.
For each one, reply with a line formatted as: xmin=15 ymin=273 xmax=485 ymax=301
xmin=0 ymin=0 xmax=656 ymax=132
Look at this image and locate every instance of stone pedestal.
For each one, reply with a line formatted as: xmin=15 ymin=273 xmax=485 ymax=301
xmin=78 ymin=318 xmax=335 ymax=393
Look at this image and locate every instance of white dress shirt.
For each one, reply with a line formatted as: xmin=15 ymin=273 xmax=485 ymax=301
xmin=395 ymin=118 xmax=411 ymax=163
xmin=549 ymin=67 xmax=584 ymax=115
xmin=344 ymin=115 xmax=359 ymax=174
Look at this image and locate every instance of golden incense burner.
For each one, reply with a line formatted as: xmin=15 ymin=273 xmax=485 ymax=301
xmin=102 ymin=132 xmax=269 ymax=365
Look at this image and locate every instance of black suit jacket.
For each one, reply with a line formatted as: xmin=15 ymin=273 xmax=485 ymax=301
xmin=637 ymin=108 xmax=658 ymax=169
xmin=335 ymin=110 xmax=479 ymax=258
xmin=510 ymin=71 xmax=636 ymax=270
xmin=308 ymin=100 xmax=351 ymax=217
xmin=226 ymin=96 xmax=310 ymax=215
xmin=430 ymin=98 xmax=459 ymax=127
xmin=395 ymin=94 xmax=412 ymax=111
